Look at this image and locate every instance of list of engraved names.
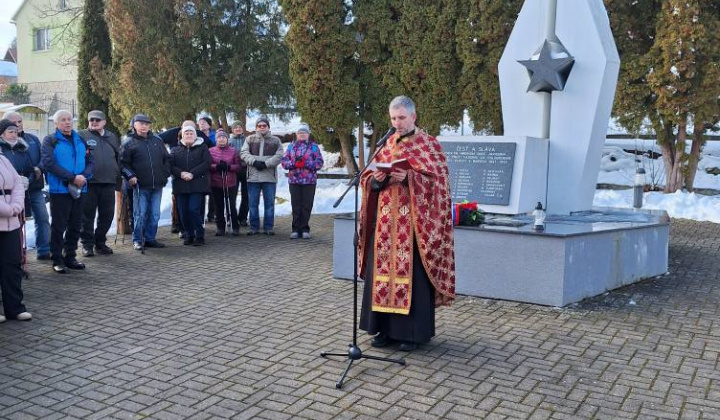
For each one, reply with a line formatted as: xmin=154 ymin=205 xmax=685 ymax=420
xmin=443 ymin=142 xmax=516 ymax=206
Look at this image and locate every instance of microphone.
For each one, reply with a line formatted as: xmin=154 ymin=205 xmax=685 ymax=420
xmin=375 ymin=127 xmax=396 ymax=148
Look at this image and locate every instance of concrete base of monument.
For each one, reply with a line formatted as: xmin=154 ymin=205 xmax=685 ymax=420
xmin=332 ymin=208 xmax=670 ymax=307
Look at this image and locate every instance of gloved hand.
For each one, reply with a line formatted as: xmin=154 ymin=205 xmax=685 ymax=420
xmin=217 ymin=160 xmax=229 ymax=173
xmin=19 ymin=176 xmax=29 ymax=191
xmin=295 ymin=159 xmax=305 ymax=169
xmin=252 ymin=160 xmax=266 ymax=170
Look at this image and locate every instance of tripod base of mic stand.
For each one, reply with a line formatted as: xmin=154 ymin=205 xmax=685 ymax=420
xmin=321 ymin=344 xmax=406 ymax=389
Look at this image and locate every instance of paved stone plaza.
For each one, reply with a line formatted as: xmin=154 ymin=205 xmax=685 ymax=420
xmin=1 ymin=215 xmax=719 ymax=419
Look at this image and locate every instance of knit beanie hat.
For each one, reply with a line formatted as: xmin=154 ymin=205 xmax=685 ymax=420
xmin=199 ymin=116 xmax=213 ymax=127
xmin=0 ymin=119 xmax=18 ymax=136
xmin=216 ymin=128 xmax=228 ymax=139
xmin=296 ymin=123 xmax=310 ymax=135
xmin=256 ymin=115 xmax=270 ymax=128
xmin=231 ymin=121 xmax=244 ymax=130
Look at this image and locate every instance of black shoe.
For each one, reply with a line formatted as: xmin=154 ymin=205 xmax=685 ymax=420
xmin=37 ymin=254 xmax=51 ymax=261
xmin=264 ymin=230 xmax=275 ymax=236
xmin=247 ymin=230 xmax=258 ymax=236
xmin=65 ymin=260 xmax=86 ymax=270
xmin=53 ymin=264 xmax=69 ymax=274
xmin=95 ymin=244 xmax=114 ymax=255
xmin=398 ymin=342 xmax=418 ymax=352
xmin=82 ymin=247 xmax=94 ymax=257
xmin=371 ymin=333 xmax=392 ymax=348
xmin=215 ymin=230 xmax=225 ymax=237
xmin=239 ymin=220 xmax=248 ymax=227
xmin=183 ymin=237 xmax=194 ymax=246
xmin=231 ymin=229 xmax=240 ymax=237
xmin=144 ymin=241 xmax=166 ymax=248
xmin=193 ymin=238 xmax=205 ymax=246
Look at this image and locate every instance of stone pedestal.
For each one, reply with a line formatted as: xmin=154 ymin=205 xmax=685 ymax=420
xmin=333 ymin=209 xmax=670 ymax=306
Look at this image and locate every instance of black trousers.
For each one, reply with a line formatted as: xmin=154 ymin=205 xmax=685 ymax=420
xmin=50 ymin=193 xmax=85 ymax=265
xmin=207 ymin=193 xmax=216 ymax=221
xmin=211 ymin=185 xmax=239 ymax=231
xmin=0 ymin=228 xmax=25 ymax=318
xmin=80 ymin=183 xmax=116 ymax=248
xmin=289 ymin=183 xmax=316 ymax=233
xmin=238 ymin=172 xmax=249 ymax=223
xmin=171 ymin=194 xmax=183 ymax=232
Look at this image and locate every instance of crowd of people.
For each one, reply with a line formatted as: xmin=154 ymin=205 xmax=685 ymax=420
xmin=1 ymin=95 xmax=457 ymax=355
xmin=0 ymin=111 xmax=325 ymax=323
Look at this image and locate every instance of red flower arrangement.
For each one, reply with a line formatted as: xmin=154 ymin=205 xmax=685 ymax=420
xmin=452 ymin=200 xmax=484 ymax=226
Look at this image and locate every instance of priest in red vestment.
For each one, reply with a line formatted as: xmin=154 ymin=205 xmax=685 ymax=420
xmin=358 ymin=96 xmax=456 ymax=352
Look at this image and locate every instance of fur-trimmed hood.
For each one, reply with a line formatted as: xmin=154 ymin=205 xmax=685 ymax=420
xmin=0 ymin=136 xmax=28 ymax=152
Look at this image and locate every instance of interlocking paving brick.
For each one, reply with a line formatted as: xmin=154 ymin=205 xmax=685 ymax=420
xmin=1 ymin=216 xmax=720 ymax=418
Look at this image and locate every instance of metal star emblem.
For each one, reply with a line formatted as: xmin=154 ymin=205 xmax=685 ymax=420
xmin=518 ymin=40 xmax=575 ymax=93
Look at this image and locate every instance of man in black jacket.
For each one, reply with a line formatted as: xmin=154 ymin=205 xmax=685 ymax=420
xmin=120 ymin=114 xmax=171 ymax=251
xmin=78 ymin=110 xmax=121 ymax=257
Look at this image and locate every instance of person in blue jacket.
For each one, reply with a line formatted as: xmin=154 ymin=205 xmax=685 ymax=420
xmin=41 ymin=110 xmax=94 ymax=274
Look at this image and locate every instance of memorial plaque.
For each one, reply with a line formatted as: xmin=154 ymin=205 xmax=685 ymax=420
xmin=443 ymin=142 xmax=516 ymax=206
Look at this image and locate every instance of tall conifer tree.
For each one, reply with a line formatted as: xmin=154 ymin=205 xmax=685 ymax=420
xmin=77 ymin=0 xmax=117 ymax=133
xmin=608 ymin=0 xmax=720 ymax=192
xmin=282 ymin=0 xmax=360 ymax=173
xmin=355 ymin=0 xmax=398 ymax=150
xmin=381 ymin=0 xmax=463 ymax=135
xmin=177 ymin=0 xmax=292 ymax=127
xmin=455 ymin=0 xmax=522 ymax=134
xmin=106 ymin=0 xmax=193 ymax=127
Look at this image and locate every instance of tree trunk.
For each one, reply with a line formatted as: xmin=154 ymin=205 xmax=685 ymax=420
xmin=660 ymin=141 xmax=675 ymax=192
xmin=339 ymin=133 xmax=358 ymax=176
xmin=685 ymin=125 xmax=705 ymax=191
xmin=357 ymin=121 xmax=365 ymax=169
xmin=367 ymin=122 xmax=379 ymax=159
xmin=217 ymin=112 xmax=228 ymax=130
xmin=665 ymin=121 xmax=687 ymax=193
xmin=238 ymin=107 xmax=247 ymax=129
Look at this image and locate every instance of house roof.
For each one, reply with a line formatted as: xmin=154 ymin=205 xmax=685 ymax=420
xmin=11 ymin=0 xmax=29 ymax=22
xmin=3 ymin=48 xmax=17 ymax=64
xmin=0 ymin=61 xmax=18 ymax=77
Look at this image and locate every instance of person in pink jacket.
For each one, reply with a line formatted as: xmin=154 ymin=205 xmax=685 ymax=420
xmin=0 ymin=125 xmax=32 ymax=323
xmin=209 ymin=129 xmax=241 ymax=236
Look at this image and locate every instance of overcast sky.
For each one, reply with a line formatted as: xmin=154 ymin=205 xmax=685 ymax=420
xmin=0 ymin=0 xmax=24 ymax=53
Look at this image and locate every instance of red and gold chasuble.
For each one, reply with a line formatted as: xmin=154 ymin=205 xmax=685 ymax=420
xmin=358 ymin=130 xmax=456 ymax=315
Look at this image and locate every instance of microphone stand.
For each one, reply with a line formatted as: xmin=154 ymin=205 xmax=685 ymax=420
xmin=320 ymin=128 xmax=405 ymax=389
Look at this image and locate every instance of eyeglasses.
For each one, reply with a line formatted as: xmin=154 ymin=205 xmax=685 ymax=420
xmin=89 ymin=118 xmax=103 ymax=122
xmin=256 ymin=124 xmax=268 ymax=128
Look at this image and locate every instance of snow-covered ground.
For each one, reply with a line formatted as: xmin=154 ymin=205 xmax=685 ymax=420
xmin=21 ymin=133 xmax=720 ymax=249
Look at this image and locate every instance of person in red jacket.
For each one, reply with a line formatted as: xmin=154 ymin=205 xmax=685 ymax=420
xmin=209 ymin=129 xmax=241 ymax=236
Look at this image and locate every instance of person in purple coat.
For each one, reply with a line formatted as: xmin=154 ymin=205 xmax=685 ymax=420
xmin=281 ymin=123 xmax=323 ymax=239
xmin=209 ymin=129 xmax=241 ymax=236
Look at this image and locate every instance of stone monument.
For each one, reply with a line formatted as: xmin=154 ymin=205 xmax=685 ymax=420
xmin=333 ymin=0 xmax=670 ymax=306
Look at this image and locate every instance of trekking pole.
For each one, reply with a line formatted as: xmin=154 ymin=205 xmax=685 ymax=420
xmin=223 ymin=172 xmax=231 ymax=232
xmin=134 ymin=184 xmax=145 ymax=255
xmin=19 ymin=213 xmax=28 ymax=278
